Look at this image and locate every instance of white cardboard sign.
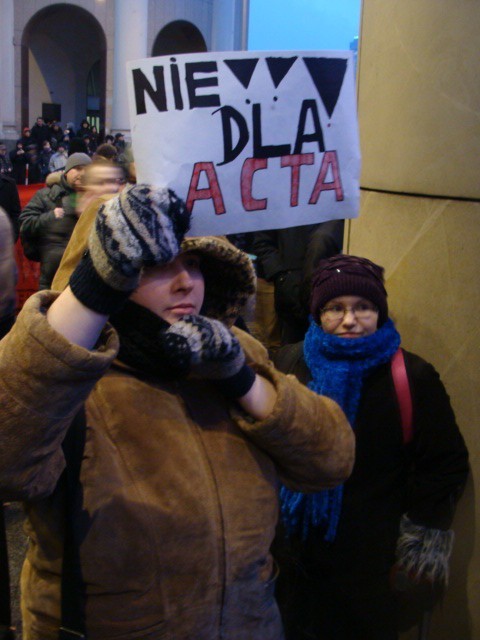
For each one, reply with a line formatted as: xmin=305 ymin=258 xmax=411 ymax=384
xmin=126 ymin=50 xmax=360 ymax=236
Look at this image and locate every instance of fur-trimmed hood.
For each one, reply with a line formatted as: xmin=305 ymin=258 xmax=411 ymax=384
xmin=181 ymin=236 xmax=255 ymax=326
xmin=52 ymin=193 xmax=256 ymax=326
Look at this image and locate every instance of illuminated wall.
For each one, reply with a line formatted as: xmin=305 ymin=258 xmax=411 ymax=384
xmin=351 ymin=1 xmax=480 ymax=637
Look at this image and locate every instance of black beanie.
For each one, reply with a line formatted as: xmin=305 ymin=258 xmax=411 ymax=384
xmin=310 ymin=254 xmax=388 ymax=326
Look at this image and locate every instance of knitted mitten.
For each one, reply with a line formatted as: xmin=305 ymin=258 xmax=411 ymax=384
xmin=395 ymin=514 xmax=454 ymax=586
xmin=70 ymin=184 xmax=190 ymax=314
xmin=164 ymin=315 xmax=256 ymax=398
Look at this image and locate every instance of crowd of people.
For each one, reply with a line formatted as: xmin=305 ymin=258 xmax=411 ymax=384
xmin=0 ymin=124 xmax=470 ymax=640
xmin=0 ymin=116 xmax=129 ymax=186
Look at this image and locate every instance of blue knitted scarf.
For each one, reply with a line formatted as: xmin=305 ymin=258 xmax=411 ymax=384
xmin=280 ymin=317 xmax=401 ymax=541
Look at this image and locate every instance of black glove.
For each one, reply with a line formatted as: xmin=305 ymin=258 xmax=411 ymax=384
xmin=70 ymin=183 xmax=190 ymax=314
xmin=164 ymin=314 xmax=256 ymax=398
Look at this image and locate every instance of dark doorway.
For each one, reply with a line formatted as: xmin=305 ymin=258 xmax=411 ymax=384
xmin=152 ymin=20 xmax=207 ymax=56
xmin=21 ymin=4 xmax=107 ymax=130
xmin=42 ymin=102 xmax=61 ymax=124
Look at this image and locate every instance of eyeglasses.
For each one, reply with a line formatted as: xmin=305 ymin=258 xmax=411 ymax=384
xmin=320 ymin=302 xmax=379 ymax=322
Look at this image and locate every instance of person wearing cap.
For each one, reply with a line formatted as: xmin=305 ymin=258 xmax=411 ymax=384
xmin=48 ymin=141 xmax=68 ymax=173
xmin=272 ymin=254 xmax=469 ymax=640
xmin=19 ymin=126 xmax=33 ymax=148
xmin=19 ymin=152 xmax=92 ymax=289
xmin=0 ymin=185 xmax=354 ymax=639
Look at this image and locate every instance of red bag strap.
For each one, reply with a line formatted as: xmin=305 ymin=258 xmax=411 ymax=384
xmin=391 ymin=348 xmax=413 ymax=444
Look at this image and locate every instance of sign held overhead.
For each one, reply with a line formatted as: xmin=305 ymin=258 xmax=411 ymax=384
xmin=127 ymin=50 xmax=360 ymax=236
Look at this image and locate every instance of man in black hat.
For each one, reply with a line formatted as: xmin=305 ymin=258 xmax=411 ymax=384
xmin=19 ymin=152 xmax=92 ymax=289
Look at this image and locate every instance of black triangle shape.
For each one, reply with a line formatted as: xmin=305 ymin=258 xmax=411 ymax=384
xmin=265 ymin=56 xmax=297 ymax=88
xmin=224 ymin=58 xmax=259 ymax=89
xmin=303 ymin=57 xmax=348 ymax=118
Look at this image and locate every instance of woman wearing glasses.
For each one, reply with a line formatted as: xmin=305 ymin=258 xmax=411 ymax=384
xmin=272 ymin=254 xmax=469 ymax=640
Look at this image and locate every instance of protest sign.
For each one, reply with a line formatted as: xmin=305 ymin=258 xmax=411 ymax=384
xmin=127 ymin=50 xmax=360 ymax=236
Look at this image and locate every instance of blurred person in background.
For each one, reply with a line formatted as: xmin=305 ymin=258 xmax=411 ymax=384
xmin=19 ymin=152 xmax=92 ymax=288
xmin=76 ymin=159 xmax=127 ymax=216
xmin=0 ymin=173 xmax=21 ymax=242
xmin=0 ymin=144 xmax=13 ymax=177
xmin=93 ymin=142 xmax=118 ymax=163
xmin=9 ymin=140 xmax=28 ymax=185
xmin=0 ymin=208 xmax=16 ymax=338
xmin=19 ymin=127 xmax=33 ymax=148
xmin=49 ymin=141 xmax=68 ymax=173
xmin=30 ymin=116 xmax=50 ymax=148
xmin=38 ymin=140 xmax=55 ymax=181
xmin=253 ymin=221 xmax=344 ymax=351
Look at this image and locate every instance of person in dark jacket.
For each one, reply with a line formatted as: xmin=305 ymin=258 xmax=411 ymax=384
xmin=19 ymin=127 xmax=33 ymax=148
xmin=272 ymin=254 xmax=469 ymax=640
xmin=24 ymin=144 xmax=42 ymax=184
xmin=38 ymin=140 xmax=55 ymax=181
xmin=253 ymin=221 xmax=344 ymax=347
xmin=19 ymin=152 xmax=92 ymax=289
xmin=0 ymin=144 xmax=13 ymax=178
xmin=9 ymin=140 xmax=28 ymax=185
xmin=0 ymin=174 xmax=21 ymax=242
xmin=30 ymin=117 xmax=50 ymax=148
xmin=49 ymin=122 xmax=64 ymax=149
xmin=76 ymin=118 xmax=91 ymax=138
xmin=0 ymin=208 xmax=16 ymax=338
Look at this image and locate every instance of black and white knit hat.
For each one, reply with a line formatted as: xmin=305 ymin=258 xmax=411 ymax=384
xmin=89 ymin=183 xmax=191 ymax=291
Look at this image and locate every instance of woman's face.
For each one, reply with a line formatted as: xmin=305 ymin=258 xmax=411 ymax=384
xmin=319 ymin=295 xmax=379 ymax=338
xmin=130 ymin=252 xmax=205 ymax=324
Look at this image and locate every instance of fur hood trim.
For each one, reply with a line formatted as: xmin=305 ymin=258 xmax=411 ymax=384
xmin=181 ymin=236 xmax=256 ymax=326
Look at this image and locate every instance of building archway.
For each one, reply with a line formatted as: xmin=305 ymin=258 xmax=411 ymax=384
xmin=21 ymin=3 xmax=107 ymax=132
xmin=152 ymin=20 xmax=207 ymax=56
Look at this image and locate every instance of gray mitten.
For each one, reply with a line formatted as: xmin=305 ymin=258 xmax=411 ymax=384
xmin=164 ymin=314 xmax=256 ymax=398
xmin=395 ymin=514 xmax=454 ymax=586
xmin=70 ymin=184 xmax=190 ymax=314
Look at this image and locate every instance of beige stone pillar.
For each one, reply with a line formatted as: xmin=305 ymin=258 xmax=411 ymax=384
xmin=0 ymin=0 xmax=17 ymax=141
xmin=111 ymin=0 xmax=149 ymax=137
xmin=351 ymin=1 xmax=480 ymax=638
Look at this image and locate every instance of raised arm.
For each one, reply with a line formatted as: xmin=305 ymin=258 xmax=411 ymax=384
xmin=49 ymin=184 xmax=190 ymax=343
xmin=0 ymin=184 xmax=191 ymax=500
xmin=47 ymin=286 xmax=109 ymax=349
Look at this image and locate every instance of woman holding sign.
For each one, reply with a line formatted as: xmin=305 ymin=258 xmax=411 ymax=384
xmin=0 ymin=184 xmax=354 ymax=639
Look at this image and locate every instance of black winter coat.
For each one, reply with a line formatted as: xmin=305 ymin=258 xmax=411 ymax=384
xmin=253 ymin=221 xmax=344 ymax=339
xmin=273 ymin=343 xmax=469 ymax=638
xmin=0 ymin=175 xmax=21 ymax=242
xmin=274 ymin=342 xmax=468 ymax=562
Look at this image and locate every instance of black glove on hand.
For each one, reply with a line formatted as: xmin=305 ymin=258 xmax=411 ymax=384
xmin=70 ymin=184 xmax=190 ymax=315
xmin=164 ymin=314 xmax=256 ymax=398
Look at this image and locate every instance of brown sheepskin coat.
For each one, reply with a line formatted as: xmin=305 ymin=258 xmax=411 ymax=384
xmin=0 ymin=232 xmax=354 ymax=639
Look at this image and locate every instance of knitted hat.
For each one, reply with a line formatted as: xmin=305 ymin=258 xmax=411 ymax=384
xmin=310 ymin=254 xmax=388 ymax=326
xmin=64 ymin=152 xmax=91 ymax=174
